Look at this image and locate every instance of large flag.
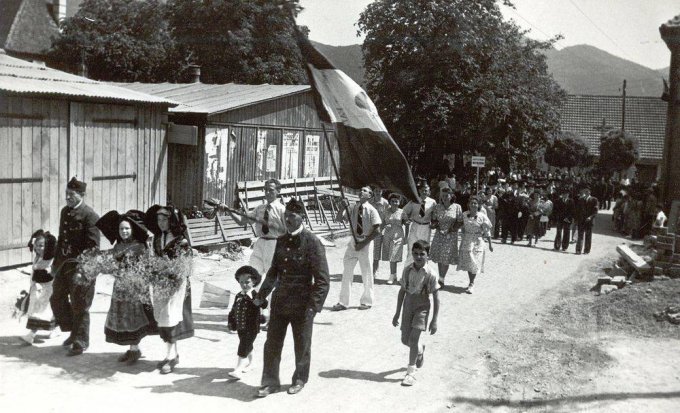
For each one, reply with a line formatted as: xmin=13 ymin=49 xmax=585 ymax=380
xmin=295 ymin=31 xmax=420 ymax=202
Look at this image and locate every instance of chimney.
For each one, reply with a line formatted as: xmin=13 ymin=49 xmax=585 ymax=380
xmin=189 ymin=65 xmax=201 ymax=83
xmin=52 ymin=0 xmax=67 ymax=23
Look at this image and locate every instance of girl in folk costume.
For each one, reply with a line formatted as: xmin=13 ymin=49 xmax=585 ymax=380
xmin=21 ymin=230 xmax=58 ymax=344
xmin=97 ymin=210 xmax=156 ymax=364
xmin=145 ymin=205 xmax=194 ymax=374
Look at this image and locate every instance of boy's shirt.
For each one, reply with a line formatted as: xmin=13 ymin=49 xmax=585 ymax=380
xmin=400 ymin=262 xmax=439 ymax=295
xmin=228 ymin=290 xmax=267 ymax=331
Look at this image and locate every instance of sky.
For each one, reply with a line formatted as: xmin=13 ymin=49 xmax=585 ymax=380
xmin=297 ymin=0 xmax=679 ymax=70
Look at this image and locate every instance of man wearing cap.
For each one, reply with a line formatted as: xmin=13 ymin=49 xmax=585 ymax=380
xmin=332 ymin=186 xmax=382 ymax=311
xmin=254 ymin=198 xmax=330 ymax=397
xmin=50 ymin=177 xmax=100 ymax=356
xmin=574 ymin=186 xmax=598 ymax=255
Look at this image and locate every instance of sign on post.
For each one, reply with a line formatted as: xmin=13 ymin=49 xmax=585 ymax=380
xmin=471 ymin=156 xmax=485 ymax=192
xmin=471 ymin=156 xmax=486 ymax=168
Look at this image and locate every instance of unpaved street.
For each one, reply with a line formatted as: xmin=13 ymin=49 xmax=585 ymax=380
xmin=1 ymin=209 xmax=678 ymax=413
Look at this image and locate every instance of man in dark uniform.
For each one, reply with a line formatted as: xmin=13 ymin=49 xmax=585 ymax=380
xmin=552 ymin=187 xmax=574 ymax=251
xmin=50 ymin=177 xmax=100 ymax=356
xmin=254 ymin=198 xmax=330 ymax=397
xmin=500 ymin=184 xmax=518 ymax=244
xmin=574 ymin=186 xmax=598 ymax=255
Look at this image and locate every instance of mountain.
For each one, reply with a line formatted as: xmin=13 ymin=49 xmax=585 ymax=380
xmin=312 ymin=42 xmax=667 ymax=97
xmin=544 ymin=45 xmax=664 ymax=97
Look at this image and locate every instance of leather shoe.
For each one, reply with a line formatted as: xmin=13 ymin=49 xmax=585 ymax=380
xmin=62 ymin=336 xmax=74 ymax=347
xmin=257 ymin=385 xmax=280 ymax=398
xmin=287 ymin=380 xmax=305 ymax=395
xmin=127 ymin=350 xmax=142 ymax=364
xmin=160 ymin=356 xmax=179 ymax=374
xmin=67 ymin=346 xmax=86 ymax=356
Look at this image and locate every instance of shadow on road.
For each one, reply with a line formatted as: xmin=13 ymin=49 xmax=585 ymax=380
xmin=318 ymin=367 xmax=406 ymax=383
xmin=449 ymin=390 xmax=680 ymax=409
xmin=439 ymin=285 xmax=468 ymax=294
xmin=137 ymin=366 xmax=259 ymax=401
xmin=0 ymin=335 xmax=145 ymax=382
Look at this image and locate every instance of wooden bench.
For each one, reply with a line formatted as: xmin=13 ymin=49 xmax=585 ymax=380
xmin=183 ymin=213 xmax=256 ymax=248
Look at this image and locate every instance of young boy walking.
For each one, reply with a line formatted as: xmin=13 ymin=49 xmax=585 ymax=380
xmin=392 ymin=240 xmax=440 ymax=386
xmin=228 ymin=265 xmax=267 ymax=379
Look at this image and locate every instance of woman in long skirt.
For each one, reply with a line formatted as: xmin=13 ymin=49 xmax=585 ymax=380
xmin=21 ymin=230 xmax=57 ymax=344
xmin=146 ymin=205 xmax=194 ymax=374
xmin=97 ymin=210 xmax=155 ymax=364
xmin=457 ymin=196 xmax=493 ymax=294
xmin=429 ymin=187 xmax=463 ymax=286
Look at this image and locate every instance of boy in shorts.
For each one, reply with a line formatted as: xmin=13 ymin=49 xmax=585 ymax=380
xmin=392 ymin=240 xmax=440 ymax=386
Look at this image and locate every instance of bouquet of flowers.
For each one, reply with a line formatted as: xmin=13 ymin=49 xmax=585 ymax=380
xmin=76 ymin=248 xmax=119 ymax=284
xmin=145 ymin=253 xmax=193 ymax=302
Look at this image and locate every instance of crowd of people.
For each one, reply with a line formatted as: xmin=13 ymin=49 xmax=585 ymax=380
xmin=15 ymin=169 xmax=666 ymax=393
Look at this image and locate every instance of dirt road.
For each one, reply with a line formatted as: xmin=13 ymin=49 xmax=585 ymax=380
xmin=1 ymin=209 xmax=678 ymax=412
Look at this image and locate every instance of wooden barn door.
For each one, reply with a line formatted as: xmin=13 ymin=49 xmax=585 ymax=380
xmin=69 ymin=102 xmax=140 ymax=226
xmin=0 ymin=97 xmax=68 ymax=267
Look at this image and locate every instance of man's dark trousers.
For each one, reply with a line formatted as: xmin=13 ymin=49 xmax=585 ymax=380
xmin=576 ymin=221 xmax=593 ymax=254
xmin=554 ymin=221 xmax=571 ymax=250
xmin=50 ymin=262 xmax=96 ymax=349
xmin=261 ymin=309 xmax=314 ymax=386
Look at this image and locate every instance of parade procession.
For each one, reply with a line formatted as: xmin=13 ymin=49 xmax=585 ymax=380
xmin=2 ymin=1 xmax=680 ymax=412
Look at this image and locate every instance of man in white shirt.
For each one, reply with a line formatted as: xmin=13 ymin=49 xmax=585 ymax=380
xmin=332 ymin=186 xmax=382 ymax=311
xmin=228 ymin=179 xmax=287 ymax=275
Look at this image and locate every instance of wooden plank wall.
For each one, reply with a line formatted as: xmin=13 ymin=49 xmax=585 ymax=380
xmin=0 ymin=96 xmax=68 ymax=267
xmin=0 ymin=96 xmax=168 ymax=267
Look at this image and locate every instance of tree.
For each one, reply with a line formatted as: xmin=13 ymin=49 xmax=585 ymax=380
xmin=598 ymin=129 xmax=639 ymax=175
xmin=49 ymin=0 xmax=187 ymax=82
xmin=544 ymin=131 xmax=590 ymax=171
xmin=357 ymin=0 xmax=566 ymax=176
xmin=166 ymin=0 xmax=306 ymax=84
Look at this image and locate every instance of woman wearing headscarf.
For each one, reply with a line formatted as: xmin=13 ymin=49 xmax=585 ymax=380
xmin=145 ymin=205 xmax=194 ymax=374
xmin=97 ymin=210 xmax=155 ymax=364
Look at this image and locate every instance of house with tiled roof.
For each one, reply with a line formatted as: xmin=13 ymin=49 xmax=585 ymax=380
xmin=0 ymin=0 xmax=64 ymax=63
xmin=559 ymin=94 xmax=666 ymax=183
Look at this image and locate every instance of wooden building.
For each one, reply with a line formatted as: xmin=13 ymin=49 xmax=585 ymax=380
xmin=119 ymin=82 xmax=339 ymax=209
xmin=0 ymin=51 xmax=175 ymax=267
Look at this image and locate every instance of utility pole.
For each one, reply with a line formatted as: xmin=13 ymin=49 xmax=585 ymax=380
xmin=621 ymin=79 xmax=627 ymax=131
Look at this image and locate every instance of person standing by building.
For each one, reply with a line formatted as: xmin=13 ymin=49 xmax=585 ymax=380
xmin=254 ymin=199 xmax=329 ymax=397
xmin=332 ymin=186 xmax=382 ymax=311
xmin=403 ymin=182 xmax=436 ymax=264
xmin=575 ymin=186 xmax=598 ymax=255
xmin=50 ymin=177 xmax=100 ymax=356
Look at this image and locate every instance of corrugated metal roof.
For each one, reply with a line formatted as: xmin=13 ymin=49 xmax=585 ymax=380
xmin=0 ymin=52 xmax=177 ymax=105
xmin=114 ymin=82 xmax=311 ymax=114
xmin=559 ymin=94 xmax=666 ymax=161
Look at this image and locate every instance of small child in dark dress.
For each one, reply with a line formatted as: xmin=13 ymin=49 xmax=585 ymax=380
xmin=227 ymin=265 xmax=267 ymax=379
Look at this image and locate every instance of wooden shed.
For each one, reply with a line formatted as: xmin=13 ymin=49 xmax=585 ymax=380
xmin=0 ymin=51 xmax=176 ymax=267
xmin=118 ymin=82 xmax=339 ymax=209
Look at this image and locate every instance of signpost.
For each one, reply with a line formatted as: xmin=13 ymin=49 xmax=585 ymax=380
xmin=471 ymin=156 xmax=485 ymax=193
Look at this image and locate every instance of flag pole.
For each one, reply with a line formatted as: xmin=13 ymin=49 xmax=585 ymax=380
xmin=322 ymin=123 xmax=359 ymax=244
